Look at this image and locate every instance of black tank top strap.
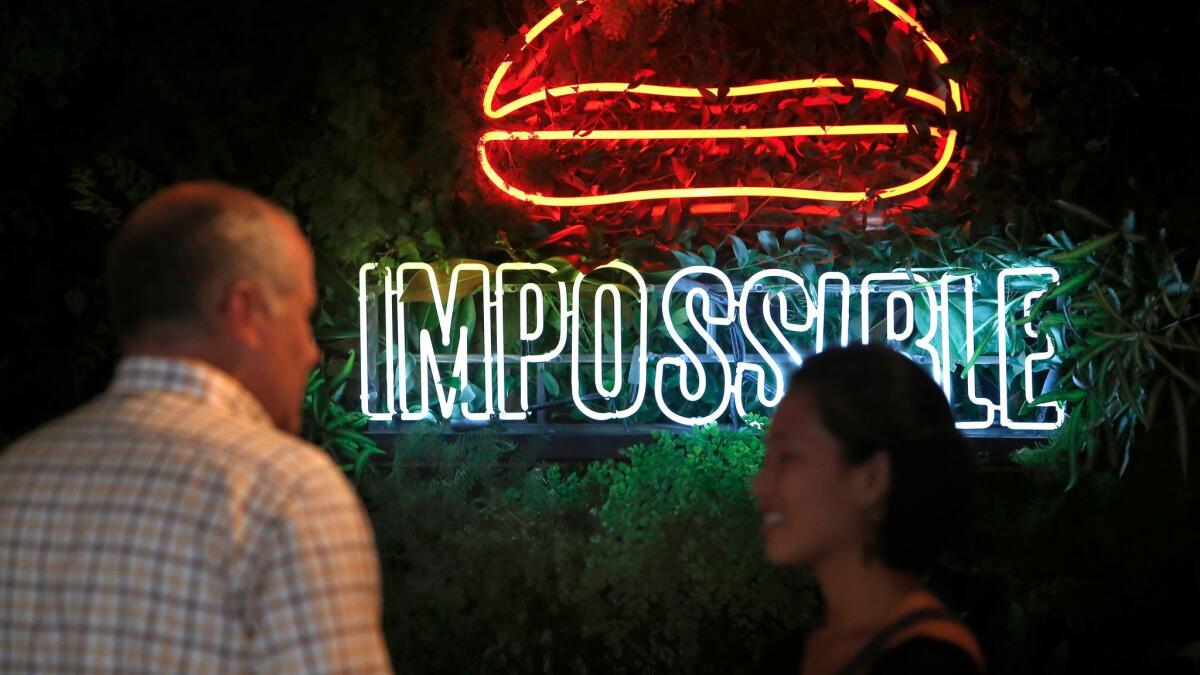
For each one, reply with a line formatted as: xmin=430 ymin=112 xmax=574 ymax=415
xmin=833 ymin=608 xmax=964 ymax=675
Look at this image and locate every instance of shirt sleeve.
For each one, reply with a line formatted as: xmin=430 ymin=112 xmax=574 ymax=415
xmin=870 ymin=637 xmax=983 ymax=675
xmin=244 ymin=458 xmax=393 ymax=674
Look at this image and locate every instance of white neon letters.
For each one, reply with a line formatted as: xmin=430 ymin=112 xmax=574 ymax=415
xmin=998 ymin=267 xmax=1064 ymax=430
xmin=358 ymin=261 xmax=1068 ymax=431
xmin=495 ymin=263 xmax=569 ymax=421
xmin=570 ymin=261 xmax=649 ymax=420
xmin=396 ymin=262 xmax=494 ymax=421
xmin=860 ymin=271 xmax=943 ymax=391
xmin=735 ymin=269 xmax=814 ymax=417
xmin=655 ymin=267 xmax=737 ymax=426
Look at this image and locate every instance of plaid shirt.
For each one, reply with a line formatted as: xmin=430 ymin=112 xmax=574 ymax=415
xmin=0 ymin=356 xmax=393 ymax=674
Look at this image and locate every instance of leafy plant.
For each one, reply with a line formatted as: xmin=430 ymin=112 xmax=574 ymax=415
xmin=360 ymin=413 xmax=1200 ymax=674
xmin=301 ymin=349 xmax=384 ymax=481
xmin=574 ymin=417 xmax=816 ymax=672
xmin=1009 ymin=212 xmax=1200 ymax=488
xmin=360 ymin=420 xmax=814 ymax=674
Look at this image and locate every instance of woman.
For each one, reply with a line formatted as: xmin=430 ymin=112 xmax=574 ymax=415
xmin=751 ymin=344 xmax=984 ymax=674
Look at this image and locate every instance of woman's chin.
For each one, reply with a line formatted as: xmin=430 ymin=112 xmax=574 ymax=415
xmin=762 ymin=536 xmax=811 ymax=567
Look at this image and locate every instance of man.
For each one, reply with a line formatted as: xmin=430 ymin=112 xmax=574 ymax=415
xmin=0 ymin=182 xmax=393 ymax=673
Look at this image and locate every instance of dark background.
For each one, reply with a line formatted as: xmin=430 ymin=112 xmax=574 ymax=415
xmin=2 ymin=2 xmax=1200 ymax=672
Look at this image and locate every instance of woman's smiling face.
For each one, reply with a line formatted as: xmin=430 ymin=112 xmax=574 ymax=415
xmin=751 ymin=387 xmax=877 ymax=567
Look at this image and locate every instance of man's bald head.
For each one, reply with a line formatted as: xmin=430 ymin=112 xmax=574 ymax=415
xmin=106 ymin=181 xmax=301 ymax=343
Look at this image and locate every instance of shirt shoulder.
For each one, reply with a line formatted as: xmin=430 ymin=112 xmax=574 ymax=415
xmin=1 ymin=389 xmax=355 ymax=521
xmin=870 ymin=637 xmax=983 ymax=675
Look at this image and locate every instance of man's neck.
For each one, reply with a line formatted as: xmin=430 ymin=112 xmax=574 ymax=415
xmin=121 ymin=332 xmax=229 ymax=371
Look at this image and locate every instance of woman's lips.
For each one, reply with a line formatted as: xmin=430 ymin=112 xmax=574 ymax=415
xmin=761 ymin=511 xmax=785 ymax=536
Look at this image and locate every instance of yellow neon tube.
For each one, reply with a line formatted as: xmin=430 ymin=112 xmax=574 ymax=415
xmin=482 ymin=124 xmax=945 ymax=142
xmin=479 ymin=130 xmax=957 ymax=206
xmin=484 ymin=72 xmax=949 ymax=120
xmin=871 ymin=0 xmax=963 ymax=112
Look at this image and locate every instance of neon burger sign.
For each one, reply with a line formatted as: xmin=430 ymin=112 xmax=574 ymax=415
xmin=478 ymin=0 xmax=965 ymax=207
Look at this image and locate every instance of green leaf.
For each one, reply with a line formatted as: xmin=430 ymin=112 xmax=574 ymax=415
xmin=457 ymin=294 xmax=477 ymax=342
xmin=315 ymin=329 xmax=361 ymax=341
xmin=399 ymin=259 xmax=496 ymax=303
xmin=1052 ymin=200 xmax=1113 ymax=229
xmin=541 ymin=257 xmax=580 ymax=281
xmin=672 ymin=250 xmax=707 ymax=269
xmin=310 ymin=382 xmax=327 ymax=425
xmin=421 ymin=227 xmax=445 ymax=250
xmin=729 ymin=235 xmax=750 ymax=267
xmin=305 ymin=369 xmax=322 ymax=396
xmin=333 ymin=429 xmax=375 ymax=448
xmin=353 ymin=447 xmax=385 ymax=480
xmin=1046 ymin=268 xmax=1096 ymax=300
xmin=394 ymin=236 xmax=420 ymax=262
xmin=325 ymin=408 xmax=366 ymax=432
xmin=757 ymin=230 xmax=780 ymax=255
xmin=542 ymin=370 xmax=561 ymax=397
xmin=1047 ymin=231 xmax=1120 ymax=263
xmin=1111 ymin=353 xmax=1145 ymax=424
xmin=328 ymin=349 xmax=358 ymax=399
xmin=783 ymin=227 xmax=805 ymax=249
xmin=1145 ymin=341 xmax=1200 ymax=394
xmin=963 ymin=300 xmax=1007 ymax=371
xmin=1072 ymin=337 xmax=1117 ymax=370
xmin=670 ymin=307 xmax=694 ymax=339
xmin=1090 ymin=286 xmax=1126 ymax=323
xmin=1028 ymin=388 xmax=1088 ymax=406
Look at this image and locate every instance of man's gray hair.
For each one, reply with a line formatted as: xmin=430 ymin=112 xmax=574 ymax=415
xmin=106 ymin=181 xmax=296 ymax=340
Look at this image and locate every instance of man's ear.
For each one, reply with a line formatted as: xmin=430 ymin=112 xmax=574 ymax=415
xmin=219 ymin=279 xmax=267 ymax=348
xmin=853 ymin=450 xmax=892 ymax=508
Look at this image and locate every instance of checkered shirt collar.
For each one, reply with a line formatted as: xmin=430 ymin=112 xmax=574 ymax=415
xmin=108 ymin=355 xmax=274 ymax=427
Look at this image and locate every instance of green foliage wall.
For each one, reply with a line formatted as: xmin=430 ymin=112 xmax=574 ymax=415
xmin=362 ymin=422 xmax=815 ymax=674
xmin=357 ymin=420 xmax=1198 ymax=674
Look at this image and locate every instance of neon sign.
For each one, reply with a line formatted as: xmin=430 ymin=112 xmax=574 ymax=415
xmin=358 ymin=262 xmax=1065 ymax=432
xmin=479 ymin=0 xmax=965 ymax=207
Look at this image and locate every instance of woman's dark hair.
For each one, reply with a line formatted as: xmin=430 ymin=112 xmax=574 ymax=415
xmin=788 ymin=343 xmax=976 ymax=575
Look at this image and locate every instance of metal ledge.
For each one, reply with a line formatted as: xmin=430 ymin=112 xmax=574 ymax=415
xmin=366 ymin=421 xmax=1043 ymax=465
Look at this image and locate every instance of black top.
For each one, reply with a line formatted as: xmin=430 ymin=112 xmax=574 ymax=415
xmin=757 ymin=608 xmax=983 ymax=675
xmin=857 ymin=637 xmax=982 ymax=674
